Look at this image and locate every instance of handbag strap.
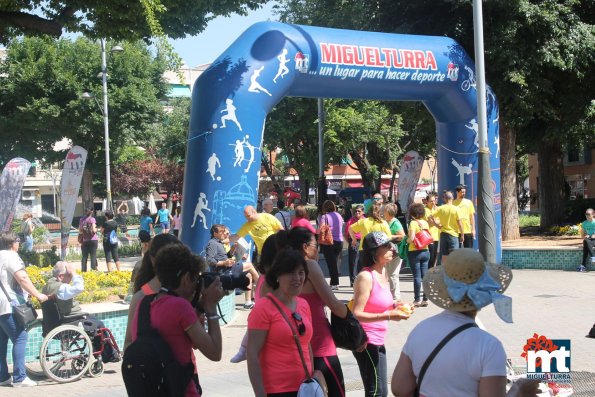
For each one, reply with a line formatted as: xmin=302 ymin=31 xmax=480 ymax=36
xmin=415 ymin=220 xmax=427 ymax=231
xmin=415 ymin=322 xmax=478 ymax=396
xmin=265 ymin=294 xmax=310 ymax=379
xmin=0 ymin=278 xmax=12 ymax=302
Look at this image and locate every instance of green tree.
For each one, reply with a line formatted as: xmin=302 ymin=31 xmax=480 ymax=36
xmin=0 ymin=0 xmax=268 ymax=43
xmin=325 ymin=100 xmax=401 ymax=193
xmin=265 ymin=97 xmax=331 ymax=203
xmin=276 ymin=0 xmax=594 ymax=235
xmin=0 ymin=36 xmax=168 ymax=209
xmin=152 ymin=97 xmax=191 ymax=162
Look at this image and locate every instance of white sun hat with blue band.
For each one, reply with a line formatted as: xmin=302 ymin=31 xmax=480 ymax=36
xmin=423 ymin=248 xmax=513 ymax=323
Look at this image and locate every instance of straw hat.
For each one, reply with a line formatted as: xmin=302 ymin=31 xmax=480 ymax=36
xmin=423 ymin=249 xmax=512 ymax=312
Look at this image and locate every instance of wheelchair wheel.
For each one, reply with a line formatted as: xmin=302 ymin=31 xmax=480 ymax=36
xmin=40 ymin=324 xmax=93 ymax=383
xmin=24 ymin=319 xmax=45 ymax=378
xmin=88 ymin=359 xmax=104 ymax=378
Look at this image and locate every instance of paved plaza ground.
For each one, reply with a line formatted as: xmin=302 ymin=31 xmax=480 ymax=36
xmin=8 ymin=254 xmax=595 ymax=397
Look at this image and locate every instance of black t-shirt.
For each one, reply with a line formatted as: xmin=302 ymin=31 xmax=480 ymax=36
xmin=103 ymin=220 xmax=118 ymax=243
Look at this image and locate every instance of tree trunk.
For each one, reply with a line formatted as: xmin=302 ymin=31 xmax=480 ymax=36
xmin=301 ymin=179 xmax=310 ymax=204
xmin=388 ymin=167 xmax=398 ymax=202
xmin=499 ymin=124 xmax=520 ymax=240
xmin=81 ymin=169 xmax=94 ymax=212
xmin=538 ymin=139 xmax=566 ymax=229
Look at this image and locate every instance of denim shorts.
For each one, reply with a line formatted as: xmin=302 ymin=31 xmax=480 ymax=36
xmin=439 ymin=233 xmax=459 ymax=256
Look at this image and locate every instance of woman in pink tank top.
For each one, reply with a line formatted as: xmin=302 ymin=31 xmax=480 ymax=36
xmin=287 ymin=227 xmax=353 ymax=397
xmin=352 ymin=232 xmax=412 ymax=397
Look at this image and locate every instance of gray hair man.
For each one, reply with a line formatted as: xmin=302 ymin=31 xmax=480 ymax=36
xmin=42 ymin=261 xmax=84 ymax=316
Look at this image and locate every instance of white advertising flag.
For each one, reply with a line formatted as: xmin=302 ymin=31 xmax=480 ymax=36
xmin=0 ymin=158 xmax=31 ymax=232
xmin=60 ymin=146 xmax=88 ymax=259
xmin=397 ymin=151 xmax=424 ymax=219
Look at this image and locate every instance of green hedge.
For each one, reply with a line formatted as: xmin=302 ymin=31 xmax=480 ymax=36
xmin=19 ymin=247 xmax=60 ymax=267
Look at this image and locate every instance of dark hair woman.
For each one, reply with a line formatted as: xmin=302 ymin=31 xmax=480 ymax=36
xmin=79 ymin=207 xmax=98 ymax=272
xmin=130 ymin=244 xmax=225 ymax=396
xmin=406 ymin=203 xmax=431 ymax=307
xmin=124 ymin=233 xmax=179 ymax=350
xmin=0 ymin=232 xmax=48 ymax=387
xmin=318 ymin=200 xmax=344 ymax=289
xmin=248 ymin=248 xmax=325 ymax=396
xmin=101 ymin=210 xmax=121 ymax=272
xmin=352 ymin=232 xmax=411 ymax=397
xmin=287 ymin=227 xmax=354 ymax=397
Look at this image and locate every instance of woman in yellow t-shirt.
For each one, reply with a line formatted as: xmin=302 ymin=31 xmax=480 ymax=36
xmin=348 ymin=202 xmax=392 ymax=274
xmin=406 ymin=203 xmax=431 ymax=307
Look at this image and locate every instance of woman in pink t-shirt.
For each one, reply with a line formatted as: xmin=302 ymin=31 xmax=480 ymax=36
xmin=247 ymin=248 xmax=323 ymax=396
xmin=352 ymin=232 xmax=412 ymax=397
xmin=290 ymin=204 xmax=316 ymax=234
xmin=131 ymin=244 xmax=225 ymax=397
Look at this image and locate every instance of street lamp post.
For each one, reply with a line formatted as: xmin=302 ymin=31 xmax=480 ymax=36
xmin=82 ymin=39 xmax=123 ymax=213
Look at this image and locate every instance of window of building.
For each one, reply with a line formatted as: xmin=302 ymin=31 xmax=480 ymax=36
xmin=41 ymin=194 xmax=56 ymax=215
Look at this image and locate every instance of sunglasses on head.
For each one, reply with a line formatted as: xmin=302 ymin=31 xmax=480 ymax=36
xmin=292 ymin=312 xmax=306 ymax=336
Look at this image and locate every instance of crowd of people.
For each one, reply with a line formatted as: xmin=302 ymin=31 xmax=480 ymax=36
xmin=0 ymin=189 xmax=556 ymax=396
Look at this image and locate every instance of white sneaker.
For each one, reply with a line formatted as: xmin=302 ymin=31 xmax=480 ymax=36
xmin=0 ymin=378 xmax=12 ymax=386
xmin=12 ymin=377 xmax=36 ymax=387
xmin=243 ymin=301 xmax=255 ymax=310
xmin=591 ymin=256 xmax=595 ymax=264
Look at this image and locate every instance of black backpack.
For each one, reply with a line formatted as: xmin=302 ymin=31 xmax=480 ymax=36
xmin=122 ymin=295 xmax=195 ymax=397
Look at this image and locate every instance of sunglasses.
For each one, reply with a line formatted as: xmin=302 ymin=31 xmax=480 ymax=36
xmin=586 ymin=213 xmax=593 ymax=216
xmin=292 ymin=312 xmax=306 ymax=336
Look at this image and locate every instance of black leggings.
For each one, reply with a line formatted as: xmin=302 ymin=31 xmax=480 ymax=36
xmin=353 ymin=343 xmax=387 ymax=397
xmin=583 ymin=238 xmax=595 ymax=266
xmin=314 ymin=355 xmax=345 ymax=397
xmin=81 ymin=240 xmax=98 ymax=272
xmin=103 ymin=242 xmax=119 ymax=263
xmin=428 ymin=241 xmax=438 ymax=269
xmin=320 ymin=241 xmax=342 ymax=286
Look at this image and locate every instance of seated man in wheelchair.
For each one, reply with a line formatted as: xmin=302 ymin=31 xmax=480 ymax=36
xmin=42 ymin=261 xmax=119 ymax=363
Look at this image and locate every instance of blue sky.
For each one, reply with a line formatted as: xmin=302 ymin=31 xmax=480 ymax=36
xmin=169 ymin=2 xmax=276 ymax=67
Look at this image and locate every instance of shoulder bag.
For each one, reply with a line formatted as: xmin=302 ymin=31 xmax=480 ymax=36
xmin=0 ymin=279 xmax=38 ymax=328
xmin=412 ymin=220 xmax=433 ymax=250
xmin=329 ymin=305 xmax=368 ymax=351
xmin=414 ymin=322 xmax=478 ymax=397
xmin=265 ymin=295 xmax=327 ymax=397
xmin=317 ymin=215 xmax=333 ymax=246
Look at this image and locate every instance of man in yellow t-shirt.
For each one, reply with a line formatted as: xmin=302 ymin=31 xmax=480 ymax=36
xmin=235 ymin=205 xmax=283 ymax=260
xmin=453 ymin=184 xmax=476 ymax=248
xmin=430 ymin=191 xmax=464 ymax=265
xmin=423 ymin=192 xmax=440 ymax=268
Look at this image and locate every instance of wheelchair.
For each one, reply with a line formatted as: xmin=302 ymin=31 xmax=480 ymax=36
xmin=25 ymin=297 xmax=121 ymax=383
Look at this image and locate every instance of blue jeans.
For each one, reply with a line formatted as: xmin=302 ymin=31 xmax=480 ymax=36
xmin=407 ymin=250 xmax=430 ymax=302
xmin=22 ymin=235 xmax=33 ymax=252
xmin=438 ymin=233 xmax=459 ymax=266
xmin=0 ymin=313 xmax=28 ymax=382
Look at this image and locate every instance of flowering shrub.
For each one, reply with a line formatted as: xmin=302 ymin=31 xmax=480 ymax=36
xmin=546 ymin=225 xmax=580 ymax=236
xmin=26 ymin=266 xmax=131 ymax=307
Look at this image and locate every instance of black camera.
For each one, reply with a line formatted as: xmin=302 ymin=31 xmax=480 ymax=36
xmin=199 ymin=271 xmax=251 ymax=291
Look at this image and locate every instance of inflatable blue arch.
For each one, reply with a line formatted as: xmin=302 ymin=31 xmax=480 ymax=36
xmin=180 ymin=21 xmax=502 ymax=261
